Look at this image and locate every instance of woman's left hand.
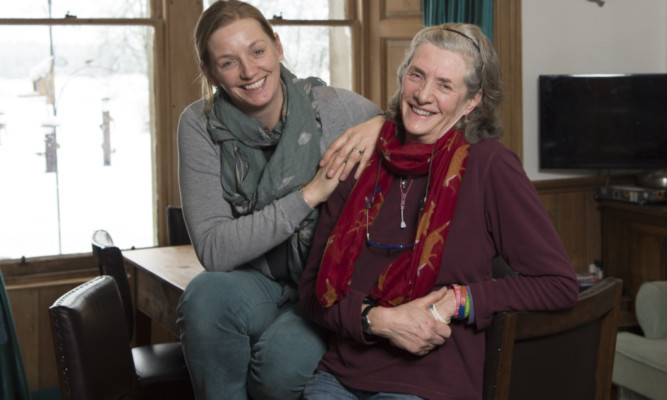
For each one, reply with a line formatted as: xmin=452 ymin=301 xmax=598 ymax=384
xmin=369 ymin=287 xmax=451 ymax=356
xmin=300 ymin=156 xmax=345 ymax=208
xmin=319 ymin=115 xmax=385 ymax=181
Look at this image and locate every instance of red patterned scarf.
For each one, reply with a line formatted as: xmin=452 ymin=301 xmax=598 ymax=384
xmin=316 ymin=120 xmax=470 ymax=307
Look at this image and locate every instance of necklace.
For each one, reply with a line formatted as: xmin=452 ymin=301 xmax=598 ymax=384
xmin=399 ymin=177 xmax=414 ymax=229
xmin=366 ymin=143 xmax=435 ymax=242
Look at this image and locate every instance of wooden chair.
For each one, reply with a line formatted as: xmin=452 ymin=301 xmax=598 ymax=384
xmin=90 ymin=230 xmax=193 ymax=399
xmin=166 ymin=206 xmax=191 ymax=246
xmin=483 ymin=277 xmax=622 ymax=400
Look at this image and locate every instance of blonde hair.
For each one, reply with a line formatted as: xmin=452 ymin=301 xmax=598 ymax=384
xmin=194 ymin=0 xmax=277 ymax=112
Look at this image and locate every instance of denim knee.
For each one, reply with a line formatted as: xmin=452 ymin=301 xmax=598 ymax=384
xmin=178 ymin=272 xmax=234 ymax=337
xmin=248 ymin=306 xmax=327 ymax=400
xmin=178 ymin=269 xmax=286 ymax=340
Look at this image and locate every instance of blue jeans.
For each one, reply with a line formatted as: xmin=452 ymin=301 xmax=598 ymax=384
xmin=303 ymin=371 xmax=425 ymax=400
xmin=177 ymin=267 xmax=327 ymax=400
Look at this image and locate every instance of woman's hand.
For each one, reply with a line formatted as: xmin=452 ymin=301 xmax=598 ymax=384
xmin=368 ymin=287 xmax=451 ymax=356
xmin=300 ymin=157 xmax=344 ymax=208
xmin=320 ymin=115 xmax=385 ymax=181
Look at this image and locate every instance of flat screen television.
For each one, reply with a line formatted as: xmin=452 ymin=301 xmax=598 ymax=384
xmin=538 ymin=74 xmax=667 ymax=172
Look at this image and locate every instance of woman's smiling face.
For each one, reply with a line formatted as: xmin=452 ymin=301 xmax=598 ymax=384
xmin=205 ymin=18 xmax=284 ymax=121
xmin=400 ymin=43 xmax=481 ymax=144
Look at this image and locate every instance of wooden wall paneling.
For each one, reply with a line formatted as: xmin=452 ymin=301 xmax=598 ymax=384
xmin=557 ymin=191 xmax=592 ymax=274
xmin=384 ymin=39 xmax=411 ymax=103
xmin=384 ymin=0 xmax=423 ymax=17
xmin=538 ymin=190 xmax=592 ymax=275
xmin=493 ymin=0 xmax=523 ymax=159
xmin=601 ymin=203 xmax=667 ymax=300
xmin=8 ymin=288 xmax=39 ymax=389
xmin=585 ymin=189 xmax=602 ymax=266
xmin=349 ymin=0 xmax=363 ymax=93
xmin=629 ymin=223 xmax=667 ymax=292
xmin=6 ymin=277 xmax=95 ymax=391
xmin=599 ymin=201 xmax=667 ymax=327
xmin=154 ymin=0 xmax=203 ymax=246
xmin=2 ymin=254 xmax=98 ymax=391
xmin=538 ymin=192 xmax=557 ymax=223
xmin=533 ymin=177 xmax=619 ymax=275
xmin=361 ymin=0 xmax=423 ymax=108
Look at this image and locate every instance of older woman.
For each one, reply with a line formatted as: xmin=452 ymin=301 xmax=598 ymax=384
xmin=298 ymin=23 xmax=579 ymax=400
xmin=176 ymin=1 xmax=383 ymax=399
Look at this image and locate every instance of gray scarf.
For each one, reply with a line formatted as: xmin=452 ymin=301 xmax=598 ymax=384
xmin=207 ymin=64 xmax=325 ymax=286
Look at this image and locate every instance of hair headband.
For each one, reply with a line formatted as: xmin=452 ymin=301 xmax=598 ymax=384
xmin=444 ymin=28 xmax=481 ymax=54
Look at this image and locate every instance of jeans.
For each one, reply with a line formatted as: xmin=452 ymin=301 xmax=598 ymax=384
xmin=303 ymin=371 xmax=425 ymax=400
xmin=177 ymin=267 xmax=327 ymax=400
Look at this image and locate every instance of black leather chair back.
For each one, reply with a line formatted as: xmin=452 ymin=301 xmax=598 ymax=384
xmin=49 ymin=276 xmax=135 ymax=400
xmin=92 ymin=230 xmax=135 ymax=338
xmin=166 ymin=206 xmax=191 ymax=246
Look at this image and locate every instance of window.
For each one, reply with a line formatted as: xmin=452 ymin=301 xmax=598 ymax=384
xmin=203 ymin=0 xmax=355 ymax=90
xmin=0 ymin=1 xmax=156 ymax=258
xmin=0 ymin=0 xmax=359 ymax=260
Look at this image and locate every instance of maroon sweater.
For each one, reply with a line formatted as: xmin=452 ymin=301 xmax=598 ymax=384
xmin=299 ymin=138 xmax=579 ymax=400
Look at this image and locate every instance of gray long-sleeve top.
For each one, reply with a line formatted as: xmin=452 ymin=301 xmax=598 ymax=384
xmin=177 ymin=86 xmax=381 ymax=276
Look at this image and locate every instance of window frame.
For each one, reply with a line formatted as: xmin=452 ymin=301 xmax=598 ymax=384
xmin=0 ymin=2 xmax=193 ymax=254
xmin=261 ymin=0 xmax=361 ymax=91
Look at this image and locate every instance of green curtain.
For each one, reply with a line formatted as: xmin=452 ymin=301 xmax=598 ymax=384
xmin=1 ymin=270 xmax=31 ymax=400
xmin=422 ymin=0 xmax=494 ymax=42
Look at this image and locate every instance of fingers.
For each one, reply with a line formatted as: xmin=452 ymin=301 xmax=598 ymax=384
xmin=320 ymin=127 xmax=364 ymax=175
xmin=301 ymin=158 xmax=344 ymax=208
xmin=319 ymin=134 xmax=346 ymax=167
xmin=353 ymin=148 xmax=373 ymax=179
xmin=431 ymin=287 xmax=458 ymax=323
xmin=339 ymin=147 xmax=366 ymax=180
xmin=327 ymin=146 xmax=366 ymax=180
xmin=419 ymin=286 xmax=448 ymax=306
xmin=413 ymin=334 xmax=447 ymax=357
xmin=321 ymin=114 xmax=385 ymax=179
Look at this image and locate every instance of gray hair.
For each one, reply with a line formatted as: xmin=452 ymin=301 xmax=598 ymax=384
xmin=387 ymin=23 xmax=503 ymax=143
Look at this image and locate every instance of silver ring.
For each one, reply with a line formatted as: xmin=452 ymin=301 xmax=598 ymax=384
xmin=351 ymin=148 xmax=364 ymax=155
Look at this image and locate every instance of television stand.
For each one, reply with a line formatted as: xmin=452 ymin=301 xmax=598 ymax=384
xmin=637 ymin=169 xmax=667 ymax=189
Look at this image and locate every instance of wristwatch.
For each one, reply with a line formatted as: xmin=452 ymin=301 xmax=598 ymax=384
xmin=361 ymin=298 xmax=377 ymax=338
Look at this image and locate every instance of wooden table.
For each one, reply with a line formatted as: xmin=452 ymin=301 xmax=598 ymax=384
xmin=124 ymin=245 xmax=204 ymax=337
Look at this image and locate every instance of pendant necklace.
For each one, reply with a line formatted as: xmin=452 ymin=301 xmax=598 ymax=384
xmin=399 ymin=177 xmax=413 ymax=229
